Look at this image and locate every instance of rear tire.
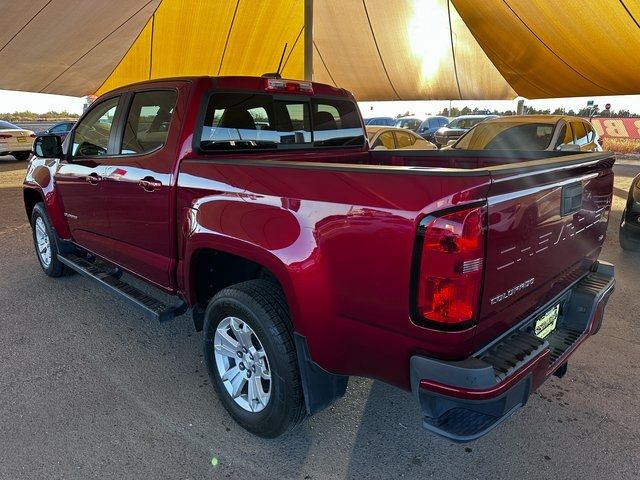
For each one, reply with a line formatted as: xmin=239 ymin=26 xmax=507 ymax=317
xmin=31 ymin=203 xmax=71 ymax=277
xmin=13 ymin=152 xmax=30 ymax=161
xmin=203 ymin=280 xmax=305 ymax=438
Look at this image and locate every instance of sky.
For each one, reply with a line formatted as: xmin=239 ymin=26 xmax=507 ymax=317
xmin=0 ymin=90 xmax=87 ymax=115
xmin=360 ymin=95 xmax=640 ymax=118
xmin=2 ymin=88 xmax=640 ymax=118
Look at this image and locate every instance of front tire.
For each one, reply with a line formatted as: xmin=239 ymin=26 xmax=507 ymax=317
xmin=203 ymin=280 xmax=305 ymax=438
xmin=31 ymin=203 xmax=71 ymax=277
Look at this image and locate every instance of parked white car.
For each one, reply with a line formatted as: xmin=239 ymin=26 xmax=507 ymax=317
xmin=0 ymin=120 xmax=35 ymax=160
xmin=366 ymin=126 xmax=436 ymax=150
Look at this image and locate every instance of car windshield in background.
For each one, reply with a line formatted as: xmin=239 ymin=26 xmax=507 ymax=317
xmin=454 ymin=122 xmax=556 ymax=150
xmin=200 ymin=93 xmax=364 ymax=150
xmin=0 ymin=120 xmax=20 ymax=129
xmin=447 ymin=117 xmax=485 ymax=129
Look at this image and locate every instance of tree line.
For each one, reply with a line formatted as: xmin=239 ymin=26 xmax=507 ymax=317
xmin=435 ymin=106 xmax=639 ymax=118
xmin=1 ymin=111 xmax=80 ymax=122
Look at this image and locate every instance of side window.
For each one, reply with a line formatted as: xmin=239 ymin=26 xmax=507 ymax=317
xmin=374 ymin=131 xmax=395 ymax=149
xmin=571 ymin=121 xmax=588 ymax=146
xmin=395 ymin=131 xmax=415 ymax=148
xmin=201 ymin=93 xmax=311 ymax=148
xmin=554 ymin=122 xmax=573 ymax=150
xmin=585 ymin=123 xmax=595 ymax=143
xmin=72 ymin=96 xmax=120 ymax=157
xmin=312 ymin=99 xmax=363 ymax=146
xmin=200 ymin=93 xmax=363 ymax=150
xmin=120 ymin=90 xmax=177 ymax=155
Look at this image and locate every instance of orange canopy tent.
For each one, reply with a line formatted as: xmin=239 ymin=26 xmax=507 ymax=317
xmin=1 ymin=0 xmax=639 ymax=101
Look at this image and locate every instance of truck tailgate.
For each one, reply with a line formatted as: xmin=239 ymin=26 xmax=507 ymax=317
xmin=474 ymin=153 xmax=614 ymax=349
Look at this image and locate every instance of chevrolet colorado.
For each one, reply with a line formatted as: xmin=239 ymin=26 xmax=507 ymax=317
xmin=24 ymin=76 xmax=615 ymax=441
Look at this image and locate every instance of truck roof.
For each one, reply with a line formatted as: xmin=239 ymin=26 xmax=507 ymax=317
xmin=100 ymin=75 xmax=353 ymax=99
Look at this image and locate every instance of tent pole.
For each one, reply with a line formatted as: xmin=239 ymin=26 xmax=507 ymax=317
xmin=304 ymin=0 xmax=313 ymax=81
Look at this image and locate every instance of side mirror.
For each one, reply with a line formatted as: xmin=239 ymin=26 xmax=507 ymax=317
xmin=33 ymin=134 xmax=63 ymax=159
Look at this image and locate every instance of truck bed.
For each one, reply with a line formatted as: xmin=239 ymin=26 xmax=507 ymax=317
xmin=179 ymin=148 xmax=614 ymax=386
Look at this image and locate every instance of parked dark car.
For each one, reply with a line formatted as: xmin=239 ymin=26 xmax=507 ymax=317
xmin=416 ymin=116 xmax=449 ymax=142
xmin=434 ymin=114 xmax=498 ymax=147
xmin=364 ymin=117 xmax=395 ymax=126
xmin=35 ymin=121 xmax=75 ymax=141
xmin=393 ymin=116 xmax=423 ymax=132
xmin=620 ymin=172 xmax=640 ymax=251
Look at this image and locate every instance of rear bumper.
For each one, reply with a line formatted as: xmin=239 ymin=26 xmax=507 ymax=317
xmin=410 ymin=261 xmax=615 ymax=442
xmin=0 ymin=144 xmax=32 ymax=154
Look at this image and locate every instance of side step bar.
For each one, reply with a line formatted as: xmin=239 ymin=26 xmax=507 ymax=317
xmin=58 ymin=253 xmax=187 ymax=322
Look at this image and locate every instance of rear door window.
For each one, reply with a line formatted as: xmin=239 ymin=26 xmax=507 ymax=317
xmin=312 ymin=99 xmax=363 ymax=146
xmin=571 ymin=121 xmax=588 ymax=146
xmin=120 ymin=90 xmax=177 ymax=155
xmin=394 ymin=131 xmax=416 ymax=148
xmin=200 ymin=93 xmax=363 ymax=150
xmin=373 ymin=131 xmax=395 ymax=149
xmin=554 ymin=122 xmax=574 ymax=150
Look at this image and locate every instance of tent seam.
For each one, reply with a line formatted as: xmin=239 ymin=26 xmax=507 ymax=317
xmin=0 ymin=0 xmax=53 ymax=54
xmin=217 ymin=0 xmax=241 ymax=76
xmin=313 ymin=41 xmax=337 ymax=87
xmin=619 ymin=0 xmax=640 ymax=29
xmin=361 ymin=0 xmax=401 ymax=100
xmin=447 ymin=0 xmax=463 ymax=100
xmin=40 ymin=0 xmax=158 ymax=93
xmin=149 ymin=13 xmax=155 ymax=79
xmin=502 ymin=0 xmax=616 ymax=94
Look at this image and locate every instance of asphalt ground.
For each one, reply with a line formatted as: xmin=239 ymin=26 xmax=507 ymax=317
xmin=1 ymin=154 xmax=639 ymax=480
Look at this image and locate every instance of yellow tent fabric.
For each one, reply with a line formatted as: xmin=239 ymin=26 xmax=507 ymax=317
xmin=97 ymin=0 xmax=515 ymax=99
xmin=96 ymin=0 xmax=305 ymax=95
xmin=2 ymin=0 xmax=640 ymax=100
xmin=453 ymin=0 xmax=640 ymax=98
xmin=311 ymin=0 xmax=515 ymax=99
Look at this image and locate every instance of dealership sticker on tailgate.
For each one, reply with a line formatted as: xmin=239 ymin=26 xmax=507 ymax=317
xmin=534 ymin=303 xmax=560 ymax=339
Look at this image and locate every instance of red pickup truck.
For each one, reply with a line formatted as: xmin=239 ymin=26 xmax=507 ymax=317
xmin=24 ymin=76 xmax=615 ymax=441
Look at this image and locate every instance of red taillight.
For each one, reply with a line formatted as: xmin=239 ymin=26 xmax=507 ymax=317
xmin=0 ymin=134 xmax=11 ymax=139
xmin=29 ymin=134 xmax=36 ymax=138
xmin=264 ymin=78 xmax=314 ymax=94
xmin=415 ymin=205 xmax=486 ymax=326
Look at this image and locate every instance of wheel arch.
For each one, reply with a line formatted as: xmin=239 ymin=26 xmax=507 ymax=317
xmin=184 ymin=243 xmax=300 ymax=333
xmin=23 ymin=187 xmax=44 ymax=221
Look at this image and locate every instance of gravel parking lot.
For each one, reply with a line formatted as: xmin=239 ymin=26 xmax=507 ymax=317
xmin=1 ymin=154 xmax=639 ymax=480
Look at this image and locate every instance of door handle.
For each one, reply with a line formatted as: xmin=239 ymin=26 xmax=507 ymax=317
xmin=139 ymin=177 xmax=162 ymax=192
xmin=86 ymin=173 xmax=102 ymax=185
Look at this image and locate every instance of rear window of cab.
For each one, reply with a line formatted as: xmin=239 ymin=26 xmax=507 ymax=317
xmin=199 ymin=92 xmax=364 ymax=150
